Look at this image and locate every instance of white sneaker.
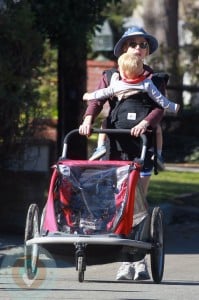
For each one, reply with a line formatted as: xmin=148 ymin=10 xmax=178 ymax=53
xmin=133 ymin=260 xmax=150 ymax=280
xmin=116 ymin=262 xmax=134 ymax=280
xmin=89 ymin=145 xmax=106 ymax=161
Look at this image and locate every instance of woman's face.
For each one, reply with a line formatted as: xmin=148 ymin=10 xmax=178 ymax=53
xmin=123 ymin=36 xmax=149 ymax=59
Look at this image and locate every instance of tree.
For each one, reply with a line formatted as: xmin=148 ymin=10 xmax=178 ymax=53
xmin=0 ymin=0 xmax=44 ymax=165
xmin=142 ymin=0 xmax=182 ymax=107
xmin=36 ymin=39 xmax=58 ymax=119
xmin=30 ymin=0 xmax=120 ymax=157
xmin=102 ymin=0 xmax=138 ymax=60
xmin=180 ymin=0 xmax=199 ymax=86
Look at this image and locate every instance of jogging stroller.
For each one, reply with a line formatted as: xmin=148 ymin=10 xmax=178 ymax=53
xmin=24 ymin=129 xmax=164 ymax=283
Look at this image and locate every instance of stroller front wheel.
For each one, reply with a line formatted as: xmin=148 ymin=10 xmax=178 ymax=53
xmin=78 ymin=256 xmax=85 ymax=282
xmin=24 ymin=203 xmax=40 ymax=279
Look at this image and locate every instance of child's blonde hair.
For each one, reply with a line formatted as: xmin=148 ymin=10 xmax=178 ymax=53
xmin=118 ymin=53 xmax=144 ymax=80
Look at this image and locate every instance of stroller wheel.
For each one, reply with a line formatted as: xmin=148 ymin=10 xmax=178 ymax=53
xmin=78 ymin=256 xmax=85 ymax=282
xmin=40 ymin=204 xmax=47 ymax=235
xmin=24 ymin=203 xmax=40 ymax=279
xmin=75 ymin=245 xmax=86 ymax=283
xmin=150 ymin=207 xmax=164 ymax=283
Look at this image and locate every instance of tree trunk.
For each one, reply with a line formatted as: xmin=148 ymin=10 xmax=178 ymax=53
xmin=57 ymin=40 xmax=87 ymax=158
xmin=142 ymin=0 xmax=183 ymax=107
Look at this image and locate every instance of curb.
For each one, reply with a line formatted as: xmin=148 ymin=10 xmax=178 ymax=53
xmin=165 ymin=163 xmax=199 ymax=173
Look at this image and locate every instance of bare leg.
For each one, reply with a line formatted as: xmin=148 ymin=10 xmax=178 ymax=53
xmin=140 ymin=175 xmax=150 ymax=196
xmin=97 ymin=119 xmax=107 ymax=147
xmin=97 ymin=132 xmax=106 ymax=147
xmin=89 ymin=119 xmax=107 ymax=160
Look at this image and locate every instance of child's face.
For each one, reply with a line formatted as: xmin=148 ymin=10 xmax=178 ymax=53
xmin=123 ymin=37 xmax=149 ymax=59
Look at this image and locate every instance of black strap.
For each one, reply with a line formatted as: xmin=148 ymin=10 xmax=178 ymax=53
xmin=153 ymin=128 xmax=158 ymax=175
xmin=103 ymin=68 xmax=119 ymax=84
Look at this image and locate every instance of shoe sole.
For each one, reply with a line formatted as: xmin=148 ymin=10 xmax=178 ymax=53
xmin=134 ymin=273 xmax=150 ymax=281
xmin=116 ymin=276 xmax=132 ymax=280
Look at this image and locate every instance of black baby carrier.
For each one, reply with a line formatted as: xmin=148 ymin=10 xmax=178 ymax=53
xmin=104 ymin=69 xmax=169 ymax=164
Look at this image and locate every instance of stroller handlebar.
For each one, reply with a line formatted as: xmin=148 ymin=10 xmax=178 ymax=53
xmin=61 ymin=128 xmax=147 ymax=161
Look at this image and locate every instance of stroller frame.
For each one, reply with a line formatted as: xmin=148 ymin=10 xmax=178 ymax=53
xmin=24 ymin=129 xmax=164 ymax=283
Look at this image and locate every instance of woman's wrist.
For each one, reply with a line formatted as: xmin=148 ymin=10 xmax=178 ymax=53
xmin=83 ymin=115 xmax=92 ymax=126
xmin=139 ymin=120 xmax=149 ymax=130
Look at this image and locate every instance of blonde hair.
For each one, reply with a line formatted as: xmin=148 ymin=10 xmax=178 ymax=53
xmin=118 ymin=53 xmax=144 ymax=80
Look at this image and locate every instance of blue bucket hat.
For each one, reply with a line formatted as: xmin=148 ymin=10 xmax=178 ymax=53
xmin=114 ymin=26 xmax=158 ymax=57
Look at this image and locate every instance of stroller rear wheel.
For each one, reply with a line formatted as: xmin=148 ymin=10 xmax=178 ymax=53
xmin=150 ymin=207 xmax=164 ymax=283
xmin=24 ymin=203 xmax=40 ymax=279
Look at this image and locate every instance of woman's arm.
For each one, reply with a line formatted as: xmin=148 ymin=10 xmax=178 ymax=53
xmin=79 ymin=73 xmax=109 ymax=136
xmin=130 ymin=66 xmax=165 ymax=137
xmin=79 ymin=115 xmax=93 ymax=136
xmin=130 ymin=107 xmax=164 ymax=137
xmin=83 ymin=74 xmax=109 ymax=119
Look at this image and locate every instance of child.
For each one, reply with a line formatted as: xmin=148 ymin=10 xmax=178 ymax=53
xmin=84 ymin=53 xmax=179 ymax=166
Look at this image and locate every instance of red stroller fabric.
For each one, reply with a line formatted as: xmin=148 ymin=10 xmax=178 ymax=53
xmin=43 ymin=160 xmax=141 ymax=236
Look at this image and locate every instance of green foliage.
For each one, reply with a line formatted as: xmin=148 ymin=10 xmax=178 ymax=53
xmin=0 ymin=0 xmax=44 ymax=149
xmin=30 ymin=0 xmax=120 ymax=45
xmin=29 ymin=0 xmax=122 ymax=153
xmin=1 ymin=0 xmax=197 ymax=165
xmin=89 ymin=0 xmax=137 ymax=59
xmin=103 ymin=0 xmax=137 ymax=30
xmin=36 ymin=40 xmax=58 ymax=118
xmin=185 ymin=147 xmax=199 ymax=163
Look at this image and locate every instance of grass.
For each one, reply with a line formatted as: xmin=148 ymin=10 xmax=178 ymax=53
xmin=148 ymin=170 xmax=199 ymax=207
xmin=87 ymin=130 xmax=199 ymax=206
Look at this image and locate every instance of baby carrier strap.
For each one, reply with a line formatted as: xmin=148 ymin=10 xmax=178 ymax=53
xmin=152 ymin=72 xmax=169 ymax=83
xmin=103 ymin=68 xmax=120 ymax=110
xmin=103 ymin=67 xmax=120 ymax=84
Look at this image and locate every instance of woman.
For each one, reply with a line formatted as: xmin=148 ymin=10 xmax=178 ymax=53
xmin=79 ymin=26 xmax=167 ymax=280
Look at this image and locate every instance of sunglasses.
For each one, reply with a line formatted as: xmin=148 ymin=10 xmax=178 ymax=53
xmin=128 ymin=41 xmax=148 ymax=49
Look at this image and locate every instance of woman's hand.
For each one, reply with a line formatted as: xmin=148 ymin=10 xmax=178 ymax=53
xmin=79 ymin=115 xmax=93 ymax=136
xmin=130 ymin=120 xmax=149 ymax=137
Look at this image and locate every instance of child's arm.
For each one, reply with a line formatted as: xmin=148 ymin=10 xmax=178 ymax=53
xmin=83 ymin=72 xmax=141 ymax=101
xmin=144 ymin=79 xmax=180 ymax=113
xmin=83 ymin=86 xmax=115 ymax=101
xmin=83 ymin=72 xmax=121 ymax=101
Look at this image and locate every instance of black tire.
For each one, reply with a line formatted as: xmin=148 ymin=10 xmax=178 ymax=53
xmin=150 ymin=207 xmax=164 ymax=283
xmin=78 ymin=256 xmax=85 ymax=283
xmin=24 ymin=203 xmax=40 ymax=279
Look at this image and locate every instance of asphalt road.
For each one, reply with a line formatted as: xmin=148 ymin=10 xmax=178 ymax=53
xmin=0 ymin=218 xmax=199 ymax=300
